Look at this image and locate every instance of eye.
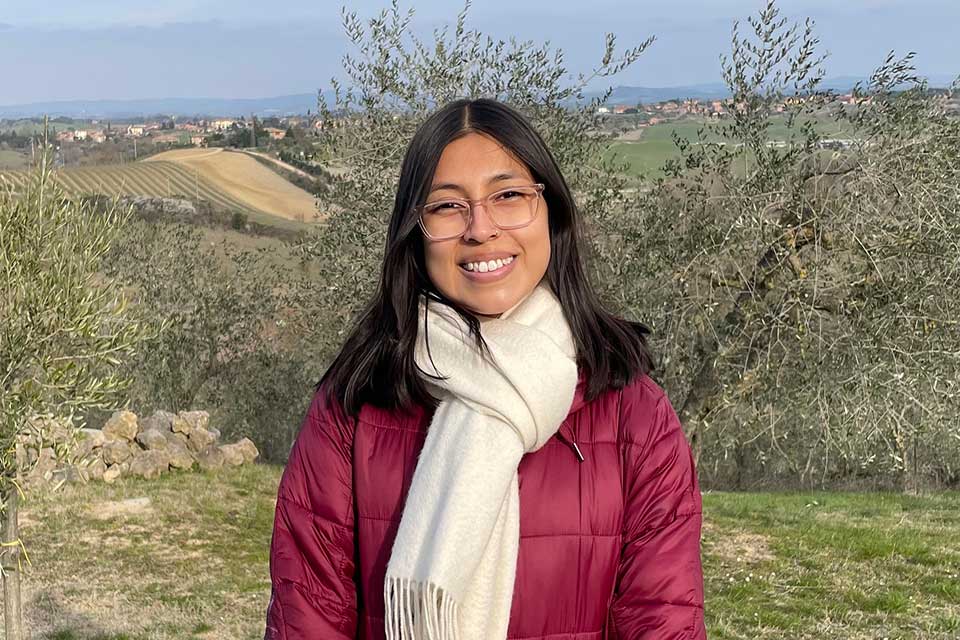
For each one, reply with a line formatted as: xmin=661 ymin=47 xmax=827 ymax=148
xmin=495 ymin=190 xmax=523 ymax=201
xmin=425 ymin=200 xmax=465 ymax=213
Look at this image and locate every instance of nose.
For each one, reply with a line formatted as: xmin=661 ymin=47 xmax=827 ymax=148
xmin=461 ymin=200 xmax=499 ymax=242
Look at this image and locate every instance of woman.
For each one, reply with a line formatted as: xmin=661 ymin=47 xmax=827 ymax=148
xmin=265 ymin=98 xmax=705 ymax=640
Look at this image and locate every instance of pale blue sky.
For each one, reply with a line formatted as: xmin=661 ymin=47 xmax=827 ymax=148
xmin=0 ymin=0 xmax=956 ymax=105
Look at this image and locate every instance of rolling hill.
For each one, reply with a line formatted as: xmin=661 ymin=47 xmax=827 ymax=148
xmin=144 ymin=148 xmax=320 ymax=223
xmin=0 ymin=148 xmax=321 ymax=229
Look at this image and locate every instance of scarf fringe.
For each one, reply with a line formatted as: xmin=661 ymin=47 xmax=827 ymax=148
xmin=385 ymin=575 xmax=460 ymax=640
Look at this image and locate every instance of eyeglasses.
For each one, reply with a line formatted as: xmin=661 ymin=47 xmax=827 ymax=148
xmin=416 ymin=183 xmax=545 ymax=241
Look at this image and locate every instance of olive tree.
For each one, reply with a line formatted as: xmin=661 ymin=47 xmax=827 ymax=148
xmin=100 ymin=220 xmax=324 ymax=462
xmin=611 ymin=1 xmax=960 ymax=489
xmin=0 ymin=124 xmax=151 ymax=639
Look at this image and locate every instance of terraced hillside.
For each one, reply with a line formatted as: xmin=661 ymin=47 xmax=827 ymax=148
xmin=145 ymin=148 xmax=321 ymax=223
xmin=0 ymin=148 xmax=321 ymax=229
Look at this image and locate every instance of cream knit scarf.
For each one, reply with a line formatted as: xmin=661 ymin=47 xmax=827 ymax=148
xmin=383 ymin=281 xmax=578 ymax=640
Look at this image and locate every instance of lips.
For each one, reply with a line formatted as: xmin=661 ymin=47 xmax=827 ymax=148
xmin=458 ymin=254 xmax=518 ymax=281
xmin=457 ymin=252 xmax=518 ymax=267
xmin=460 ymin=254 xmax=517 ymax=272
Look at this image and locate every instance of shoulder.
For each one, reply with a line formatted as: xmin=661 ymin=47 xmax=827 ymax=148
xmin=302 ymin=382 xmax=358 ymax=446
xmin=277 ymin=383 xmax=357 ymax=520
xmin=617 ymin=373 xmax=680 ymax=449
xmin=616 ymin=374 xmax=701 ymax=525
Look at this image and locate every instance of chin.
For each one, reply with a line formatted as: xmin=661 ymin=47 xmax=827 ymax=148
xmin=462 ymin=291 xmax=520 ymax=319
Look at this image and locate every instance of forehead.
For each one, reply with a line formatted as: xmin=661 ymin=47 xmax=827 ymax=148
xmin=431 ymin=132 xmax=532 ymax=183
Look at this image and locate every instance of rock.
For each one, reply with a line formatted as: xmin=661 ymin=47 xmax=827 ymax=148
xmin=84 ymin=457 xmax=107 ymax=481
xmin=235 ymin=437 xmax=259 ymax=464
xmin=171 ymin=414 xmax=192 ymax=435
xmin=197 ymin=445 xmax=226 ymax=471
xmin=51 ymin=465 xmax=84 ymax=484
xmin=139 ymin=410 xmax=177 ymax=433
xmin=101 ymin=440 xmax=135 ymax=465
xmin=135 ymin=428 xmax=169 ymax=451
xmin=79 ymin=428 xmax=107 ymax=448
xmin=13 ymin=407 xmax=254 ymax=487
xmin=26 ymin=447 xmax=57 ymax=483
xmin=103 ymin=411 xmax=139 ymax=442
xmin=78 ymin=428 xmax=107 ymax=457
xmin=178 ymin=410 xmax=210 ymax=432
xmin=166 ymin=442 xmax=195 ymax=470
xmin=128 ymin=450 xmax=170 ymax=479
xmin=218 ymin=443 xmax=246 ymax=466
xmin=186 ymin=426 xmax=217 ymax=453
xmin=162 ymin=430 xmax=190 ymax=448
xmin=218 ymin=439 xmax=258 ymax=466
xmin=103 ymin=465 xmax=122 ymax=484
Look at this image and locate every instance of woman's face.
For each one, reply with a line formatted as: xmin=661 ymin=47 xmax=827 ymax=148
xmin=421 ymin=132 xmax=550 ymax=319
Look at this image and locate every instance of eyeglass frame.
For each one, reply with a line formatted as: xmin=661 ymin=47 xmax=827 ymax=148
xmin=415 ymin=183 xmax=546 ymax=241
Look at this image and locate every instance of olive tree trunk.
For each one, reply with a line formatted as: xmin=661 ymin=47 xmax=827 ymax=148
xmin=2 ymin=485 xmax=23 ymax=640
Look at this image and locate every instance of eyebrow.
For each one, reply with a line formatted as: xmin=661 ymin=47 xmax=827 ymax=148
xmin=429 ymin=172 xmax=522 ymax=194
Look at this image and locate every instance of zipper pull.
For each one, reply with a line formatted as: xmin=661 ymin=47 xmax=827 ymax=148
xmin=556 ymin=427 xmax=585 ymax=463
xmin=571 ymin=441 xmax=584 ymax=463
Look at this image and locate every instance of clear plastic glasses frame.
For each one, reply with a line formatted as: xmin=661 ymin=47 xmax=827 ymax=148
xmin=416 ymin=183 xmax=546 ymax=240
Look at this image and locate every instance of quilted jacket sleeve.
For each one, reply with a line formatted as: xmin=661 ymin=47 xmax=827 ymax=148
xmin=609 ymin=377 xmax=706 ymax=639
xmin=264 ymin=386 xmax=359 ymax=639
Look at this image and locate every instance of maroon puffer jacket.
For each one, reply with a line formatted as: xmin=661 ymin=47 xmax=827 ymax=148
xmin=265 ymin=370 xmax=706 ymax=639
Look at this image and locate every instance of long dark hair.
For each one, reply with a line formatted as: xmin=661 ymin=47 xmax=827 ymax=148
xmin=316 ymin=97 xmax=654 ymax=418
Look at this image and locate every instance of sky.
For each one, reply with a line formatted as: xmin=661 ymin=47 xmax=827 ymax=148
xmin=0 ymin=0 xmax=957 ymax=105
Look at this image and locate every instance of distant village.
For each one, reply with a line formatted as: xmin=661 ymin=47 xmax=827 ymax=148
xmin=595 ymin=92 xmax=878 ymax=123
xmin=35 ymin=93 xmax=886 ymax=147
xmin=2 ymin=90 xmax=954 ymax=162
xmin=48 ymin=115 xmax=320 ymax=147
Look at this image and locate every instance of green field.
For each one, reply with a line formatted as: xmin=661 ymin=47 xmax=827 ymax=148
xmin=605 ymin=121 xmax=705 ymax=177
xmin=0 ymin=148 xmax=28 ymax=170
xmin=9 ymin=465 xmax=958 ymax=639
xmin=605 ymin=116 xmax=850 ymax=178
xmin=0 ymin=120 xmax=97 ymax=135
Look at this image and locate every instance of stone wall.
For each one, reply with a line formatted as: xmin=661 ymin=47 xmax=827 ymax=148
xmin=18 ymin=409 xmax=260 ymax=488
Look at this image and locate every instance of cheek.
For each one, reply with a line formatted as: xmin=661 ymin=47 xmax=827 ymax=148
xmin=423 ymin=243 xmax=456 ymax=286
xmin=520 ymin=216 xmax=551 ymax=268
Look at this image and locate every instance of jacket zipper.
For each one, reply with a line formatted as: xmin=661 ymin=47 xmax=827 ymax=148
xmin=555 ymin=422 xmax=584 ymax=463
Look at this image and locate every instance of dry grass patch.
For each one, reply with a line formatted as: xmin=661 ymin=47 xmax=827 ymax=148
xmin=5 ymin=464 xmax=281 ymax=640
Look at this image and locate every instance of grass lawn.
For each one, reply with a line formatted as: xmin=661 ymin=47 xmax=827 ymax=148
xmin=7 ymin=465 xmax=959 ymax=639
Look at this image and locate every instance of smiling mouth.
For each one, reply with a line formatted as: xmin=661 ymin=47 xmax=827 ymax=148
xmin=458 ymin=255 xmax=517 ymax=273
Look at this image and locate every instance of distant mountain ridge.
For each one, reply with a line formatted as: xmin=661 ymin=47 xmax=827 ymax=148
xmin=596 ymin=74 xmax=955 ymax=104
xmin=1 ymin=74 xmax=954 ymax=119
xmin=0 ymin=93 xmax=333 ymax=120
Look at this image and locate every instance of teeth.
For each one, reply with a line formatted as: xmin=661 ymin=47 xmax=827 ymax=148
xmin=462 ymin=255 xmax=514 ymax=272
